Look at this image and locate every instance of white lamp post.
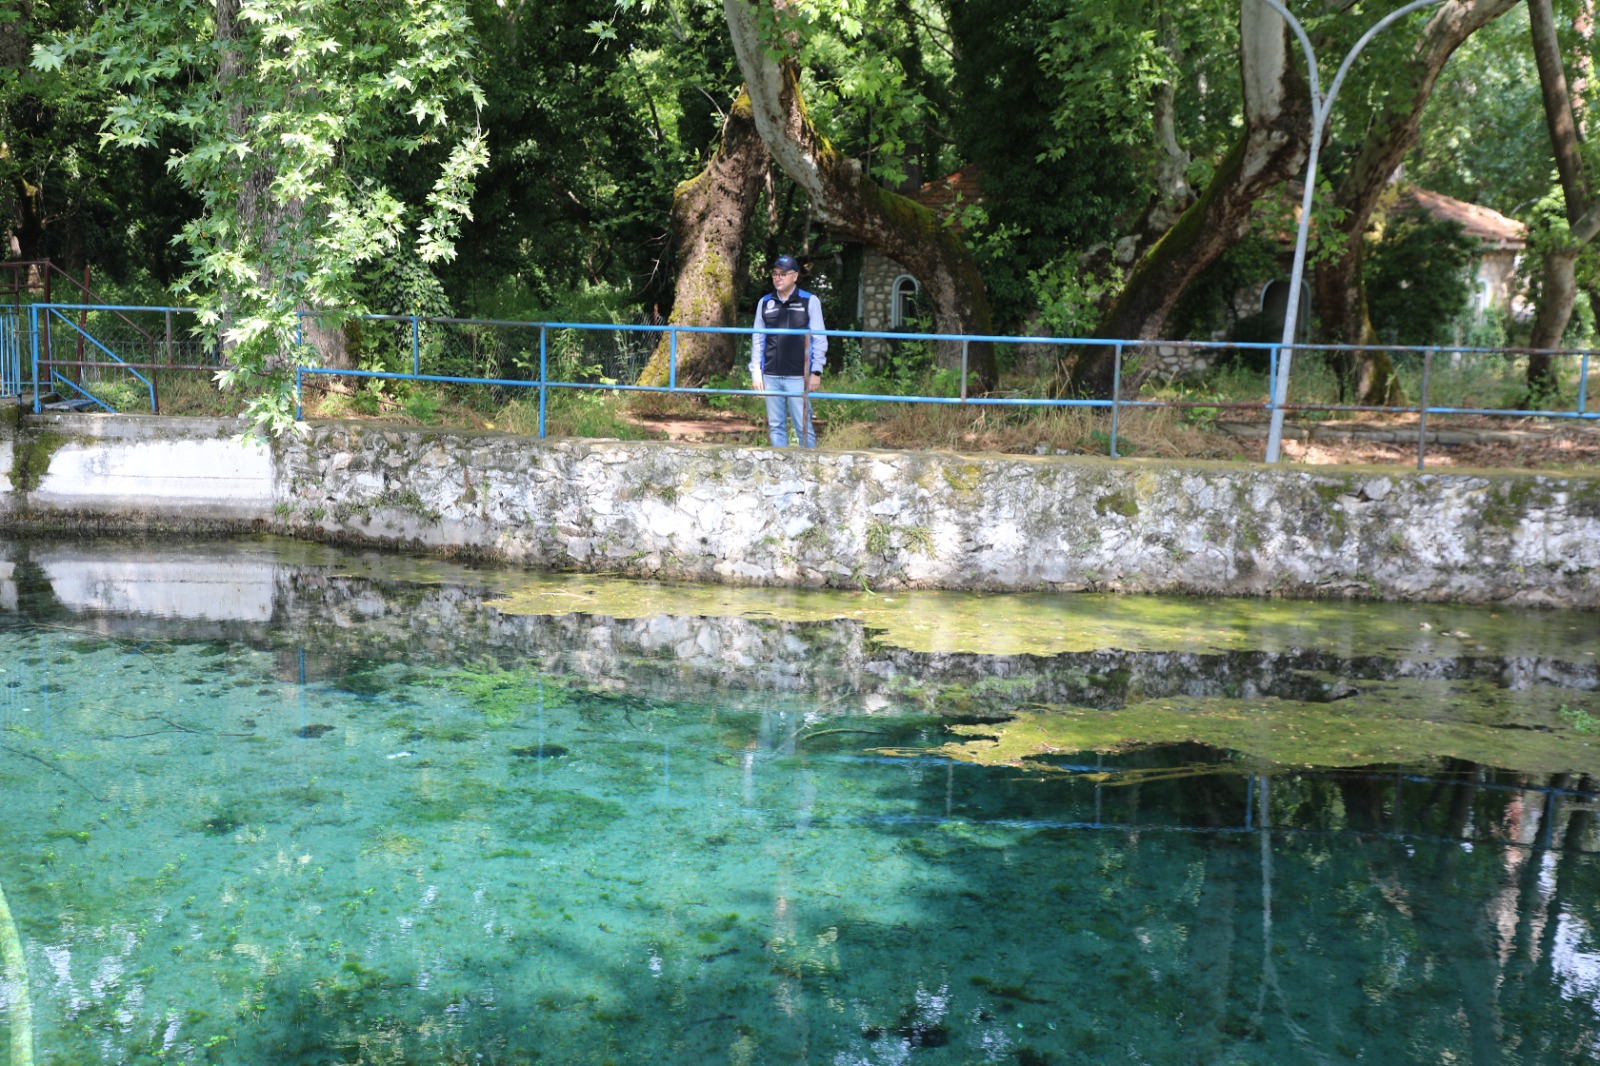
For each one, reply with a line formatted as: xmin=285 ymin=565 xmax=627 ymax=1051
xmin=1260 ymin=0 xmax=1447 ymax=463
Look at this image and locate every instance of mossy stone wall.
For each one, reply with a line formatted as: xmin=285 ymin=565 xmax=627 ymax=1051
xmin=273 ymin=422 xmax=1600 ymax=607
xmin=0 ymin=413 xmax=1594 ymax=605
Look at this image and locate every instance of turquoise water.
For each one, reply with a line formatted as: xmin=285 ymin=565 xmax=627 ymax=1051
xmin=1 ymin=537 xmax=1598 ymax=1065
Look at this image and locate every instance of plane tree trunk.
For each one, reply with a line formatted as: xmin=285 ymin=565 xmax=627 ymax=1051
xmin=725 ymin=0 xmax=997 ymax=388
xmin=1527 ymin=0 xmax=1600 ymax=395
xmin=638 ymin=92 xmax=770 ymax=387
xmin=1059 ymin=0 xmax=1310 ymax=398
xmin=1313 ymin=0 xmax=1519 ymax=406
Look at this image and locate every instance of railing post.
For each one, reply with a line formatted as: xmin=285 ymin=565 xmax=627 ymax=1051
xmin=960 ymin=339 xmax=969 ymax=403
xmin=668 ymin=327 xmax=678 ymax=390
xmin=76 ymin=266 xmax=89 ymax=376
xmin=1416 ymin=347 xmax=1434 ymax=471
xmin=1109 ymin=342 xmax=1122 ymax=458
xmin=28 ymin=304 xmax=39 ymax=414
xmin=295 ymin=365 xmax=304 ymax=422
xmin=1266 ymin=344 xmax=1278 ymax=414
xmin=411 ymin=315 xmax=421 ymax=376
xmin=1579 ymin=352 xmax=1591 ymax=416
xmin=538 ymin=325 xmax=548 ymax=440
xmin=1266 ymin=343 xmax=1287 ymax=454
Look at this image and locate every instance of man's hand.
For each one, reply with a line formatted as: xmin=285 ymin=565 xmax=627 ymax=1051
xmin=752 ymin=373 xmax=764 ymax=392
xmin=807 ymin=373 xmax=821 ymax=391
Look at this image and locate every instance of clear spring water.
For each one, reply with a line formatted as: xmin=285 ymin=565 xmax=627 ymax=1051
xmin=0 ymin=536 xmax=1598 ymax=1066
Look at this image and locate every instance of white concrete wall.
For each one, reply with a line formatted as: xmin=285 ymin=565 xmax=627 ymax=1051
xmin=7 ymin=414 xmax=273 ymax=521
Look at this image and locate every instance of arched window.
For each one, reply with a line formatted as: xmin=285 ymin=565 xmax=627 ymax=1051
xmin=1258 ymin=278 xmax=1309 ymax=337
xmin=890 ymin=274 xmax=920 ymax=328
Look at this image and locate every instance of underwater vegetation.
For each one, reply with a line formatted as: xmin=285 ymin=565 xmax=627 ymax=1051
xmin=0 ymin=537 xmax=1596 ymax=1064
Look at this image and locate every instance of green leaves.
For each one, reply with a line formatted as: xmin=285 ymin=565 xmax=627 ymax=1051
xmin=30 ymin=42 xmax=67 ymax=73
xmin=42 ymin=0 xmax=488 ymax=435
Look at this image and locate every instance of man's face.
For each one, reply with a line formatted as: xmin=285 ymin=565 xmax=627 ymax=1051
xmin=772 ymin=267 xmax=798 ymax=295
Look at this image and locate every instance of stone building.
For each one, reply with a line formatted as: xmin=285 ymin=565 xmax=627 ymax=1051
xmin=855 ymin=168 xmax=982 ymax=351
xmin=1393 ymin=187 xmax=1527 ymax=322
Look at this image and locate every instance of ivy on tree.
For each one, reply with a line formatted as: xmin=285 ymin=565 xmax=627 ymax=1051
xmin=35 ymin=0 xmax=488 ymax=434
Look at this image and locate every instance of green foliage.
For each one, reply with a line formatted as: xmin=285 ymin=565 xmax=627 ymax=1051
xmin=946 ymin=0 xmax=1154 ymax=326
xmin=1167 ymin=233 xmax=1280 ymax=341
xmin=89 ymin=376 xmax=149 ymax=412
xmin=1563 ymin=291 xmax=1597 ymax=348
xmin=1365 ymin=205 xmax=1478 ymax=348
xmin=460 ymin=0 xmax=738 ymax=316
xmin=38 ymin=0 xmax=488 ymax=435
xmin=1560 ymin=704 xmax=1600 ymax=735
xmin=1517 ymin=186 xmax=1600 ymax=348
xmin=2 ymin=0 xmax=197 ymax=281
xmin=1027 ymin=255 xmax=1122 ymax=340
xmin=1409 ymin=5 xmax=1552 ymax=217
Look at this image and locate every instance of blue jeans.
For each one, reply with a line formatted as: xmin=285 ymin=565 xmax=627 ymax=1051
xmin=761 ymin=375 xmax=815 ymax=448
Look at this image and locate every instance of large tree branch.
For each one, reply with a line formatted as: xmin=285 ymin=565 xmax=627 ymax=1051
xmin=1527 ymin=0 xmax=1596 ymax=369
xmin=1082 ymin=1 xmax=1310 ymax=355
xmin=725 ymin=0 xmax=829 ymax=204
xmin=1331 ymin=0 xmax=1520 ymax=239
xmin=724 ymin=0 xmax=997 ymax=384
xmin=1575 ymin=198 xmax=1600 ymax=245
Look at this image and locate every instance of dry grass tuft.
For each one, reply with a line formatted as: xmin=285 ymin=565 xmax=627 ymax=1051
xmin=819 ymin=403 xmax=1250 ymax=459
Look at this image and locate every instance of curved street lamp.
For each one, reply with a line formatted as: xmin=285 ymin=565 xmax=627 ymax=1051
xmin=1260 ymin=0 xmax=1447 ymax=463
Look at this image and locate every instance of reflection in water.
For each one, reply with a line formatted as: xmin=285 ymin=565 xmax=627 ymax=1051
xmin=0 ymin=536 xmax=1597 ymax=1064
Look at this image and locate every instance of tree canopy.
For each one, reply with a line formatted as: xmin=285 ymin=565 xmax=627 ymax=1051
xmin=7 ymin=0 xmax=1594 ymax=418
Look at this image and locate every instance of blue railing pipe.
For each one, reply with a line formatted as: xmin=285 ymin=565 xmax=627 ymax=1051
xmin=45 ymin=308 xmax=158 ymax=413
xmin=49 ymin=372 xmax=115 ymax=413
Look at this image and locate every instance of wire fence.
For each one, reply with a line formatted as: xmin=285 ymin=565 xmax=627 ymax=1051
xmin=4 ymin=304 xmax=1596 ymax=467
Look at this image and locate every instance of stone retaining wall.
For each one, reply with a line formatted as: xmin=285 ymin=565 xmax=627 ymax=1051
xmin=3 ymin=412 xmax=1598 ymax=606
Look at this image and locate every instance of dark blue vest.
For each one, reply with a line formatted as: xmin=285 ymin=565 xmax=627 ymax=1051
xmin=758 ymin=289 xmax=814 ymax=377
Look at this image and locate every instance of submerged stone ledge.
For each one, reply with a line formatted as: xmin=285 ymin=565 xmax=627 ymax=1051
xmin=2 ymin=412 xmax=1597 ymax=606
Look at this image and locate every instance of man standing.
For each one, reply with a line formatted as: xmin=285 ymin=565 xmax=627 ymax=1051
xmin=751 ymin=255 xmax=827 ymax=448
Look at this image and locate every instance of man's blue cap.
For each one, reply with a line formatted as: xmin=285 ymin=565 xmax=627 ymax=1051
xmin=772 ymin=255 xmax=801 ymax=273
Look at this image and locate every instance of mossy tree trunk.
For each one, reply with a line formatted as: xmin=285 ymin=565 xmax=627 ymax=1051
xmin=1058 ymin=0 xmax=1310 ymax=398
xmin=1313 ymin=0 xmax=1518 ymax=407
xmin=638 ymin=93 xmax=770 ymax=388
xmin=1 ymin=6 xmax=45 ymax=264
xmin=725 ymin=0 xmax=997 ymax=388
xmin=1528 ymin=0 xmax=1600 ymax=395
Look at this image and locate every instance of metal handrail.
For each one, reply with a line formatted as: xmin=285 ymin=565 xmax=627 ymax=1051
xmin=13 ymin=303 xmax=1598 ymax=470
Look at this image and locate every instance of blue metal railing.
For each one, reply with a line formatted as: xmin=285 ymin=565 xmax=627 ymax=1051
xmin=0 ymin=311 xmax=20 ymax=397
xmin=12 ymin=304 xmax=1599 ymax=469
